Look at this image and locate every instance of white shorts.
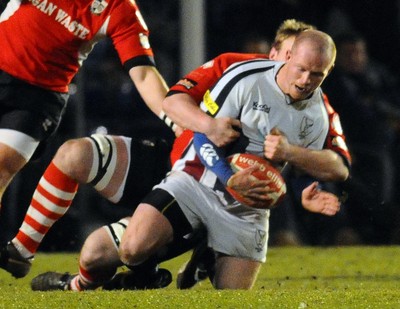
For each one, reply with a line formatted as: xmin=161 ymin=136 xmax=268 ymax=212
xmin=154 ymin=171 xmax=270 ymax=262
xmin=0 ymin=129 xmax=39 ymax=160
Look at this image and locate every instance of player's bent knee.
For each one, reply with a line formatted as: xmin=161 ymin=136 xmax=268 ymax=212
xmin=119 ymin=237 xmax=149 ymax=266
xmin=119 ymin=233 xmax=153 ymax=266
xmin=54 ymin=138 xmax=92 ymax=179
xmin=79 ymin=226 xmax=119 ymax=270
xmin=79 ymin=234 xmax=106 ymax=270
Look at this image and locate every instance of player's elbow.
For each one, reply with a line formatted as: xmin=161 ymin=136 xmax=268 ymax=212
xmin=335 ymin=167 xmax=349 ymax=182
xmin=323 ymin=151 xmax=350 ymax=182
xmin=323 ymin=165 xmax=349 ymax=182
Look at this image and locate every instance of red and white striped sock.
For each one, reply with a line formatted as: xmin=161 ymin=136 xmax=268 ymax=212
xmin=69 ymin=266 xmax=92 ymax=291
xmin=12 ymin=162 xmax=79 ymax=258
xmin=69 ymin=265 xmax=115 ymax=291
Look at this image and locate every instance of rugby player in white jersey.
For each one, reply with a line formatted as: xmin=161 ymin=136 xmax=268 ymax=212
xmin=118 ymin=30 xmax=344 ymax=289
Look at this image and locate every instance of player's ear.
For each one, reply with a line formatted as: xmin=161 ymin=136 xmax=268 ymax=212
xmin=285 ymin=49 xmax=291 ymax=61
xmin=269 ymin=47 xmax=277 ymax=60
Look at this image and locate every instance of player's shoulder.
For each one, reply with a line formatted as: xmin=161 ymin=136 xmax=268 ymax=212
xmin=227 ymin=57 xmax=276 ymax=71
xmin=217 ymin=58 xmax=279 ymax=91
xmin=108 ymin=0 xmax=140 ymax=11
xmin=210 ymin=59 xmax=277 ymax=98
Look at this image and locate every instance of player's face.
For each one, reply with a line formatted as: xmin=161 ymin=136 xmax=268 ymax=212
xmin=280 ymin=43 xmax=332 ymax=102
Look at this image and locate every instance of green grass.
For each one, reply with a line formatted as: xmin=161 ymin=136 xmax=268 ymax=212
xmin=0 ymin=246 xmax=399 ymax=308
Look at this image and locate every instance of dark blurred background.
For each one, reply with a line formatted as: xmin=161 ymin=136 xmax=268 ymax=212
xmin=1 ymin=0 xmax=400 ymax=250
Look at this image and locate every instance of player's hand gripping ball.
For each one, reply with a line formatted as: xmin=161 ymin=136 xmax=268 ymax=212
xmin=226 ymin=153 xmax=286 ymax=209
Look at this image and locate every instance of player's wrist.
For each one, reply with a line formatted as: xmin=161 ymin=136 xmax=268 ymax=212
xmin=204 ymin=117 xmax=222 ymax=140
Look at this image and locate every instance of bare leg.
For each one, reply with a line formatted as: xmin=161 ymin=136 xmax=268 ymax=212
xmin=0 ymin=143 xmax=28 ymax=204
xmin=69 ymin=225 xmax=124 ymax=290
xmin=213 ymin=255 xmax=261 ymax=289
xmin=12 ymin=135 xmax=130 ymax=258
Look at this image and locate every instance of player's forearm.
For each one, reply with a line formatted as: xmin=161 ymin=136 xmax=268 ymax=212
xmin=129 ymin=66 xmax=169 ymax=116
xmin=286 ymin=147 xmax=349 ymax=182
xmin=162 ymin=93 xmax=213 ymax=133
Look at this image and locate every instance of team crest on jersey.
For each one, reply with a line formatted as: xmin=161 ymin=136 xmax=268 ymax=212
xmin=91 ymin=0 xmax=108 ymax=15
xmin=176 ymin=78 xmax=197 ymax=90
xmin=299 ymin=116 xmax=314 ymax=139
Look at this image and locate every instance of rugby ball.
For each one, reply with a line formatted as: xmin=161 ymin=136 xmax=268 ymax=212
xmin=226 ymin=153 xmax=286 ymax=209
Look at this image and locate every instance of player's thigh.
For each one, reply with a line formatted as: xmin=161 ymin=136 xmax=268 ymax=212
xmin=0 ymin=142 xmax=28 ymax=198
xmin=0 ymin=141 xmax=30 ymax=176
xmin=213 ymin=255 xmax=261 ymax=290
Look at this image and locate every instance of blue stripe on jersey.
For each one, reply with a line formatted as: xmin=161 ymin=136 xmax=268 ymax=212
xmin=193 ymin=132 xmax=234 ymax=185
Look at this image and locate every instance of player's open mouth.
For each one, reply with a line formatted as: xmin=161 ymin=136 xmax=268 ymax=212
xmin=295 ymin=85 xmax=306 ymax=93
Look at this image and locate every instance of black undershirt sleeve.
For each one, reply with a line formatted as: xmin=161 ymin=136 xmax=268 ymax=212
xmin=123 ymin=55 xmax=156 ymax=73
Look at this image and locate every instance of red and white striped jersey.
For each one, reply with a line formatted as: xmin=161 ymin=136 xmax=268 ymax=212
xmin=0 ymin=0 xmax=153 ymax=92
xmin=169 ymin=53 xmax=351 ymax=169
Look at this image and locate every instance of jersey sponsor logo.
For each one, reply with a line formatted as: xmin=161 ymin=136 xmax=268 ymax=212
xmin=28 ymin=0 xmax=58 ymax=15
xmin=27 ymin=0 xmax=90 ymax=39
xmin=55 ymin=9 xmax=90 ymax=39
xmin=203 ymin=90 xmax=219 ymax=115
xmin=252 ymin=101 xmax=270 ymax=113
xmin=176 ymin=78 xmax=197 ymax=90
xmin=90 ymin=0 xmax=108 ymax=15
xmin=255 ymin=229 xmax=266 ymax=253
xmin=199 ymin=143 xmax=219 ymax=167
xmin=299 ymin=116 xmax=314 ymax=139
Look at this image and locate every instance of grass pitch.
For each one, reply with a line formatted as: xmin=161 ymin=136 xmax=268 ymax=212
xmin=0 ymin=246 xmax=399 ymax=308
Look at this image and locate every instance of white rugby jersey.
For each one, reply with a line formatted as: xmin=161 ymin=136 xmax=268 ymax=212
xmin=0 ymin=0 xmax=153 ymax=92
xmin=176 ymin=59 xmax=330 ymax=188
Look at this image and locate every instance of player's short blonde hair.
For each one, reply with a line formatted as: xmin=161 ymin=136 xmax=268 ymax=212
xmin=272 ymin=19 xmax=316 ymax=51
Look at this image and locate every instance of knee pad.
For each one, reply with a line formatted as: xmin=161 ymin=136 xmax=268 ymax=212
xmin=87 ymin=134 xmax=132 ymax=203
xmin=103 ymin=218 xmax=130 ymax=250
xmin=87 ymin=134 xmax=116 ymax=189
